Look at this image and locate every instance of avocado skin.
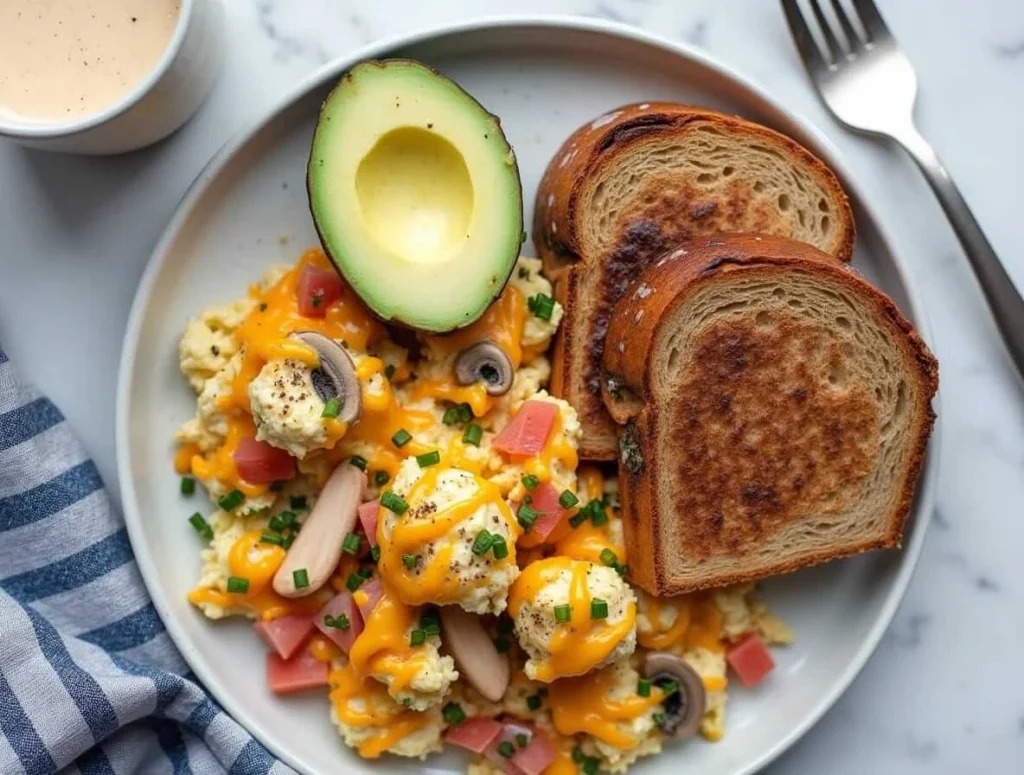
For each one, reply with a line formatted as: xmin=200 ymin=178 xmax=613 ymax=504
xmin=307 ymin=58 xmax=524 ymax=334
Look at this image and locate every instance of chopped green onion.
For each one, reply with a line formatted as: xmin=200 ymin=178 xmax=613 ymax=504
xmin=357 ymin=566 xmax=373 ymax=579
xmin=416 ymin=450 xmax=441 ymax=467
xmin=490 ymin=536 xmax=509 ymax=560
xmin=269 ymin=510 xmax=296 ymax=532
xmin=558 ymin=489 xmax=579 ymax=509
xmin=373 ymin=471 xmax=390 ymax=487
xmin=322 ymin=398 xmax=341 ymax=418
xmin=526 ymin=694 xmax=542 ymax=711
xmin=521 ymin=474 xmax=540 ymax=490
xmin=554 ymin=604 xmax=572 ymax=623
xmin=409 ymin=629 xmax=426 ymax=647
xmin=217 ymin=489 xmax=245 ymax=512
xmin=462 ymin=423 xmax=483 ymax=446
xmin=324 ymin=613 xmax=350 ymax=630
xmin=226 ymin=576 xmax=249 ymax=594
xmin=515 ymin=733 xmax=529 ymax=748
xmin=259 ymin=532 xmax=283 ymax=546
xmin=572 ymin=747 xmax=585 ymax=764
xmin=494 ymin=636 xmax=510 ymax=653
xmin=341 ymin=532 xmax=361 ymax=555
xmin=652 ymin=712 xmax=666 ymax=727
xmin=497 ymin=741 xmax=516 ymax=758
xmin=380 ymin=490 xmax=408 ymax=515
xmin=349 ymin=455 xmax=367 ymax=471
xmin=370 ymin=545 xmax=381 ymax=563
xmin=471 ymin=529 xmax=495 ymax=556
xmin=345 ymin=573 xmax=363 ymax=592
xmin=590 ymin=598 xmax=609 ymax=620
xmin=391 ymin=428 xmax=412 ymax=448
xmin=442 ymin=702 xmax=465 ymax=726
xmin=180 ymin=477 xmax=195 ymax=496
xmin=517 ymin=504 xmax=538 ymax=530
xmin=657 ymin=678 xmax=679 ymax=696
xmin=384 ymin=364 xmax=396 ymax=380
xmin=282 ymin=533 xmax=296 ymax=550
xmin=591 ymin=508 xmax=608 ymax=527
xmin=420 ymin=613 xmax=441 ymax=637
xmin=599 ymin=548 xmax=619 ymax=567
xmin=442 ymin=405 xmax=462 ymax=425
xmin=292 ymin=569 xmax=309 ymax=589
xmin=188 ymin=513 xmax=213 ymax=541
xmin=403 ymin=554 xmax=418 ymax=570
xmin=582 ymin=757 xmax=600 ymax=775
xmin=569 ymin=512 xmax=587 ymax=528
xmin=528 ymin=293 xmax=555 ymax=321
xmin=637 ymin=678 xmax=652 ymax=697
xmin=616 ymin=563 xmax=629 ymax=578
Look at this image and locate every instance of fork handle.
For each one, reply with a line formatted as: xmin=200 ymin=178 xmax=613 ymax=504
xmin=891 ymin=122 xmax=1024 ymax=379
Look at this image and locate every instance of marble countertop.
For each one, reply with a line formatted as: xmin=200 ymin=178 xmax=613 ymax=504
xmin=1 ymin=0 xmax=1021 ymax=772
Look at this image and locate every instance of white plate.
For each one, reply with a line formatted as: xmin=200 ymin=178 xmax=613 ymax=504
xmin=117 ymin=16 xmax=939 ymax=775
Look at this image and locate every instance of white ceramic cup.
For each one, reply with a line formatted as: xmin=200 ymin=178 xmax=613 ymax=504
xmin=0 ymin=0 xmax=224 ymax=155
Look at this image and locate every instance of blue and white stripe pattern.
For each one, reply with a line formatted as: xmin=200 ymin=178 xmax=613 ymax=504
xmin=0 ymin=349 xmax=296 ymax=775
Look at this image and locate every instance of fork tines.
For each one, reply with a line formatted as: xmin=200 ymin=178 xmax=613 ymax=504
xmin=782 ymin=0 xmax=891 ymax=67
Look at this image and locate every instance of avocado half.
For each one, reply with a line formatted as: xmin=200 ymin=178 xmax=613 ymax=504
xmin=308 ymin=59 xmax=524 ymax=333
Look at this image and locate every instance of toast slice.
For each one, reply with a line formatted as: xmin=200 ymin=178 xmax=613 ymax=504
xmin=601 ymin=234 xmax=937 ymax=596
xmin=534 ymin=103 xmax=856 ymax=459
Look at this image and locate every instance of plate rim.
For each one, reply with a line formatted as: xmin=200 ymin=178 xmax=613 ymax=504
xmin=116 ymin=14 xmax=941 ymax=775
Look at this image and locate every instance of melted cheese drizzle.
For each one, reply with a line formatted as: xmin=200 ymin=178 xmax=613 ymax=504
xmin=509 ymin=557 xmax=636 ymax=682
xmin=348 ymin=585 xmax=429 ymax=694
xmin=328 ymin=664 xmax=429 ymax=759
xmin=552 ymin=466 xmax=625 ymax=561
xmin=637 ymin=593 xmax=725 ymax=654
xmin=548 ymin=664 xmax=664 ymax=748
xmin=377 ymin=467 xmax=519 ymax=605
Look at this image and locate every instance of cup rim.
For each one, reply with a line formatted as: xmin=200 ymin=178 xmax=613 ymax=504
xmin=0 ymin=0 xmax=194 ymax=139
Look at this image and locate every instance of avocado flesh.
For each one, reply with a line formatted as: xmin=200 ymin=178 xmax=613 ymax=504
xmin=308 ymin=59 xmax=523 ymax=333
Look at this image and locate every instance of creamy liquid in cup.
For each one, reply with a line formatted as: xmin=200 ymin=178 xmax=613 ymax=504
xmin=0 ymin=0 xmax=181 ymax=123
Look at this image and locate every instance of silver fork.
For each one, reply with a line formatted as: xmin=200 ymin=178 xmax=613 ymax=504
xmin=782 ymin=0 xmax=1024 ymax=379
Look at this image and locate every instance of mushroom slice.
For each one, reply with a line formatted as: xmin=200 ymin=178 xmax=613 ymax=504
xmin=289 ymin=330 xmax=361 ymax=423
xmin=454 ymin=342 xmax=514 ymax=396
xmin=440 ymin=605 xmax=510 ymax=702
xmin=643 ymin=652 xmax=707 ymax=740
xmin=273 ymin=463 xmax=366 ymax=598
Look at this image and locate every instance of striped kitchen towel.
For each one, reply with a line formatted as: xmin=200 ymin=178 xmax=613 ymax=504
xmin=0 ymin=348 xmax=296 ymax=775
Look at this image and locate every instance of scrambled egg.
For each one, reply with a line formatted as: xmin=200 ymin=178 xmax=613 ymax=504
xmin=178 ymin=299 xmax=253 ymax=392
xmin=249 ymin=358 xmax=330 ymax=458
xmin=369 ymin=630 xmax=457 ymax=712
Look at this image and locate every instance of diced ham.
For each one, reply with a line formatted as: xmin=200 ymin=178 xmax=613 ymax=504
xmin=484 ymin=721 xmax=554 ymax=775
xmin=353 ymin=576 xmax=383 ymax=620
xmin=297 ymin=264 xmax=343 ymax=318
xmin=314 ymin=591 xmax=364 ymax=653
xmin=443 ymin=716 xmax=503 ymax=754
xmin=358 ymin=500 xmax=380 ymax=548
xmin=233 ymin=437 xmax=296 ymax=484
xmin=726 ymin=633 xmax=776 ymax=687
xmin=253 ymin=614 xmax=314 ymax=660
xmin=266 ymin=650 xmax=328 ymax=695
xmin=492 ymin=401 xmax=558 ymax=457
xmin=511 ymin=728 xmax=557 ymax=775
xmin=518 ymin=482 xmax=568 ymax=541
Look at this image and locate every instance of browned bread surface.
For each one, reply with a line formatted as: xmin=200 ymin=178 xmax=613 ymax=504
xmin=533 ymin=102 xmax=856 ymax=460
xmin=601 ymin=234 xmax=937 ymax=596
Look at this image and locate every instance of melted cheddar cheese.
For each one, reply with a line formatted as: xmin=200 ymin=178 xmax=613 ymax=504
xmin=637 ymin=593 xmax=726 ymax=654
xmin=349 ymin=588 xmax=429 ymax=695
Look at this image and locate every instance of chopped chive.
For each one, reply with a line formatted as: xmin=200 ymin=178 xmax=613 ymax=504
xmin=497 ymin=741 xmax=516 ymax=758
xmin=515 ymin=733 xmax=529 ymax=748
xmin=569 ymin=512 xmax=587 ymax=528
xmin=637 ymin=678 xmax=652 ymax=697
xmin=259 ymin=531 xmax=283 ymax=546
xmin=456 ymin=403 xmax=473 ymax=423
xmin=442 ymin=405 xmax=460 ymax=425
xmin=572 ymin=747 xmax=585 ymax=764
xmin=591 ymin=598 xmax=609 ymax=620
xmin=384 ymin=364 xmax=396 ymax=380
xmin=420 ymin=614 xmax=441 ymax=637
xmin=409 ymin=629 xmax=426 ymax=647
xmin=345 ymin=573 xmax=362 ymax=592
xmin=324 ymin=613 xmax=350 ymax=630
xmin=269 ymin=510 xmax=296 ymax=532
xmin=442 ymin=702 xmax=465 ymax=726
xmin=599 ymin=548 xmax=619 ymax=567
xmin=226 ymin=576 xmax=249 ymax=594
xmin=657 ymin=679 xmax=679 ymax=696
xmin=217 ymin=489 xmax=245 ymax=512
xmin=349 ymin=455 xmax=368 ymax=471
xmin=490 ymin=536 xmax=509 ymax=560
xmin=583 ymin=758 xmax=600 ymax=775
xmin=391 ymin=428 xmax=412 ymax=448
xmin=282 ymin=533 xmax=296 ymax=549
xmin=321 ymin=398 xmax=341 ymax=418
xmin=616 ymin=563 xmax=629 ymax=578
xmin=526 ymin=694 xmax=542 ymax=711
xmin=591 ymin=508 xmax=608 ymax=527
xmin=471 ymin=529 xmax=495 ymax=556
xmin=558 ymin=489 xmax=579 ymax=509
xmin=554 ymin=604 xmax=571 ymax=623
xmin=180 ymin=477 xmax=195 ymax=496
xmin=528 ymin=293 xmax=555 ymax=321
xmin=341 ymin=532 xmax=361 ymax=555
xmin=373 ymin=471 xmax=390 ymax=487
xmin=462 ymin=423 xmax=483 ymax=446
xmin=357 ymin=566 xmax=373 ymax=579
xmin=521 ymin=474 xmax=540 ymax=490
xmin=380 ymin=490 xmax=408 ymax=515
xmin=403 ymin=554 xmax=418 ymax=570
xmin=517 ymin=504 xmax=538 ymax=530
xmin=416 ymin=450 xmax=441 ymax=467
xmin=370 ymin=545 xmax=381 ymax=563
xmin=292 ymin=569 xmax=309 ymax=589
xmin=494 ymin=636 xmax=510 ymax=653
xmin=652 ymin=712 xmax=666 ymax=726
xmin=188 ymin=513 xmax=213 ymax=541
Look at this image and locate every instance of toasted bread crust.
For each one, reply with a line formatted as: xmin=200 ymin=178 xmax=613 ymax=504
xmin=602 ymin=234 xmax=937 ymax=595
xmin=534 ymin=103 xmax=856 ymax=461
